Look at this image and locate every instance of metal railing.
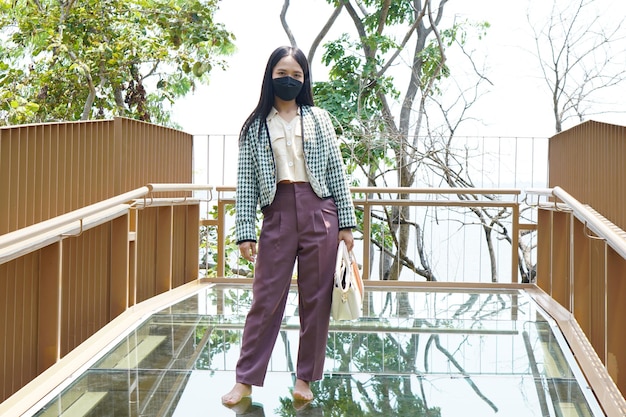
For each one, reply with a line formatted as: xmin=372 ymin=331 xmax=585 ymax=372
xmin=2 ymin=184 xmax=626 ymax=413
xmin=211 ymin=186 xmax=525 ymax=283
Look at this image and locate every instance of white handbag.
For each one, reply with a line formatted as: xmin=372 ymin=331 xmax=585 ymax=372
xmin=331 ymin=241 xmax=363 ymax=321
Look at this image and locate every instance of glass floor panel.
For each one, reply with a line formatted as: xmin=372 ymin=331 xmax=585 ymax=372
xmin=31 ymin=285 xmax=603 ymax=416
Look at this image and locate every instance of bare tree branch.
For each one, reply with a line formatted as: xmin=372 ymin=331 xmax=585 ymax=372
xmin=377 ymin=0 xmax=391 ymax=36
xmin=529 ymin=0 xmax=626 ymax=132
xmin=376 ymin=3 xmax=426 ymax=77
xmin=280 ymin=0 xmax=297 ymax=47
xmin=307 ymin=3 xmax=344 ymax=77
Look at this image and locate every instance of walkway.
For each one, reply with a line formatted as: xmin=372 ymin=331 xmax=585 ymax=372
xmin=31 ymin=283 xmax=603 ymax=416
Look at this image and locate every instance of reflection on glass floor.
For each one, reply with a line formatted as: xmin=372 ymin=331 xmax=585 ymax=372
xmin=33 ymin=285 xmax=603 ymax=416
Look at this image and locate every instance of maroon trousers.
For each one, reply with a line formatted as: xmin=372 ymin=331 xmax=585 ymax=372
xmin=235 ymin=183 xmax=338 ymax=386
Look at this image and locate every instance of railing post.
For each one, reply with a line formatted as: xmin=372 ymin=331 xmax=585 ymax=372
xmin=571 ymin=219 xmax=591 ymax=337
xmin=589 ymin=239 xmax=607 ymax=363
xmin=217 ymin=200 xmax=227 ymax=278
xmin=185 ymin=204 xmax=200 ymax=282
xmin=537 ymin=208 xmax=553 ymax=294
xmin=129 ymin=208 xmax=138 ymax=306
xmin=548 ymin=209 xmax=572 ymax=310
xmin=156 ymin=206 xmax=173 ymax=292
xmin=38 ymin=242 xmax=62 ymax=372
xmin=110 ymin=213 xmax=130 ymax=318
xmin=512 ymin=202 xmax=520 ymax=282
xmin=362 ymin=202 xmax=371 ymax=281
xmin=607 ymin=248 xmax=626 ymax=391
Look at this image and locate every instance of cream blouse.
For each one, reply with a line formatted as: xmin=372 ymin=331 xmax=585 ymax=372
xmin=266 ymin=107 xmax=309 ymax=183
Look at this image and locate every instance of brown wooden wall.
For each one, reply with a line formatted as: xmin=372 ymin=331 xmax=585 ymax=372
xmin=0 ymin=252 xmax=39 ymax=399
xmin=548 ymin=120 xmax=626 ymax=229
xmin=0 ymin=117 xmax=193 ymax=235
xmin=0 ymin=118 xmax=197 ymax=402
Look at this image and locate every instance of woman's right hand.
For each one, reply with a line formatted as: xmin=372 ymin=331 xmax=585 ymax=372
xmin=239 ymin=241 xmax=257 ymax=263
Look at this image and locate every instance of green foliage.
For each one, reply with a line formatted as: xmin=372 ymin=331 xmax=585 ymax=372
xmin=193 ymin=325 xmax=239 ymax=370
xmin=0 ymin=0 xmax=235 ymax=125
xmin=313 ymin=33 xmax=398 ymax=178
xmin=361 ymin=0 xmax=415 ymax=28
xmin=275 ymin=330 xmax=441 ymax=416
xmin=314 ymin=4 xmax=489 ymax=134
xmin=315 ymin=33 xmax=399 ymax=138
xmin=418 ymin=21 xmax=491 ymax=93
xmin=311 ymin=1 xmax=493 ymax=282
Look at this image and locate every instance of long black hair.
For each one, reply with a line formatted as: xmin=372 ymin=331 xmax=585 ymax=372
xmin=240 ymin=46 xmax=314 ymax=139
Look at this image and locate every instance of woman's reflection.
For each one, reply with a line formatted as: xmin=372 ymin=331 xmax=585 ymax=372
xmin=294 ymin=404 xmax=323 ymax=416
xmin=224 ymin=397 xmax=264 ymax=416
xmin=224 ymin=398 xmax=324 ymax=416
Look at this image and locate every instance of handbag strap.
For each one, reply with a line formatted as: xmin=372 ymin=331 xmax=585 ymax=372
xmin=335 ymin=241 xmax=352 ymax=290
xmin=335 ymin=241 xmax=345 ymax=279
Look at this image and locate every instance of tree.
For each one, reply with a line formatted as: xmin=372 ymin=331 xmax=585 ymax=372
xmin=278 ymin=1 xmax=523 ymax=285
xmin=269 ymin=290 xmax=519 ymax=415
xmin=0 ymin=0 xmax=235 ymax=126
xmin=528 ymin=0 xmax=626 ymax=132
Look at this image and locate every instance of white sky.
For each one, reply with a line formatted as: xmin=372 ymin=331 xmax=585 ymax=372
xmin=172 ymin=0 xmax=626 ymax=138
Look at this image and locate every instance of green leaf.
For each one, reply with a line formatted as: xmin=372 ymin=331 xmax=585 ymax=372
xmin=192 ymin=61 xmax=203 ymax=77
xmin=0 ymin=0 xmax=235 ymax=125
xmin=25 ymin=102 xmax=40 ymax=112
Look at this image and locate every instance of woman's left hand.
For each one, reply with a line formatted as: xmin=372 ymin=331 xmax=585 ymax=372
xmin=338 ymin=229 xmax=354 ymax=251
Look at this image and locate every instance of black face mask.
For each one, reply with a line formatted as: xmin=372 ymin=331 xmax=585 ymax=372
xmin=272 ymin=76 xmax=303 ymax=101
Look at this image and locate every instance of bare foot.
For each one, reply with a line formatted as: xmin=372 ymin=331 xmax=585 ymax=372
xmin=221 ymin=383 xmax=252 ymax=405
xmin=292 ymin=379 xmax=314 ymax=402
xmin=222 ymin=396 xmax=251 ymax=414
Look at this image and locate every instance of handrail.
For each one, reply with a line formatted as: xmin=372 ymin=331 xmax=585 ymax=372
xmin=0 ymin=204 xmax=130 ymax=265
xmin=147 ymin=183 xmax=214 ymax=193
xmin=213 ymin=185 xmax=523 ymax=282
xmin=0 ymin=184 xmax=216 ymax=253
xmin=2 ymin=185 xmax=580 ymax=281
xmin=134 ymin=198 xmax=202 ymax=208
xmin=350 ymin=187 xmax=521 ymax=196
xmin=217 ymin=185 xmax=521 ymax=197
xmin=521 ymin=188 xmax=554 ymax=207
xmin=0 ymin=186 xmax=151 ymax=250
xmin=146 ymin=183 xmax=214 ymax=206
xmin=524 ymin=188 xmax=554 ymax=197
xmin=552 ymin=186 xmax=626 ymax=260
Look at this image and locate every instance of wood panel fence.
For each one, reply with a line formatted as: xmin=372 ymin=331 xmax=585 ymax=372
xmin=0 ymin=119 xmax=196 ymax=402
xmin=538 ymin=120 xmax=626 ymax=398
xmin=0 ymin=117 xmax=192 ymax=235
xmin=548 ymin=120 xmax=626 ymax=229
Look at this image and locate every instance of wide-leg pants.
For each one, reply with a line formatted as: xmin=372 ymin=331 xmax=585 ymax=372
xmin=235 ymin=183 xmax=338 ymax=386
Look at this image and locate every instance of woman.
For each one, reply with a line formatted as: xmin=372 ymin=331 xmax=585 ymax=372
xmin=221 ymin=46 xmax=356 ymax=405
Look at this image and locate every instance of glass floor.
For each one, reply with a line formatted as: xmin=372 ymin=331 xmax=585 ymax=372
xmin=30 ymin=284 xmax=603 ymax=417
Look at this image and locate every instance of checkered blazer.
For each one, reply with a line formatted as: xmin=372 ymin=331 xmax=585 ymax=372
xmin=235 ymin=105 xmax=357 ymax=243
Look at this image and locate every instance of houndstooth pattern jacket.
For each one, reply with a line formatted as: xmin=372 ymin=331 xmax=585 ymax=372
xmin=235 ymin=105 xmax=357 ymax=244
